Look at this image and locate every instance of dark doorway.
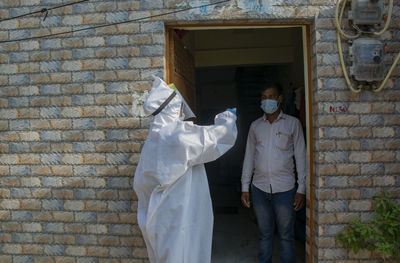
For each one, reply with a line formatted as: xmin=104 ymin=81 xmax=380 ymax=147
xmin=166 ymin=26 xmax=308 ymax=263
xmin=197 ymin=65 xmax=306 ymax=263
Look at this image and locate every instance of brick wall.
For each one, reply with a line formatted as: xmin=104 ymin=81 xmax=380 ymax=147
xmin=0 ymin=1 xmax=399 ymax=262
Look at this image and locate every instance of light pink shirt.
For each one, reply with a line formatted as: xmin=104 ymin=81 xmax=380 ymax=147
xmin=241 ymin=111 xmax=306 ymax=194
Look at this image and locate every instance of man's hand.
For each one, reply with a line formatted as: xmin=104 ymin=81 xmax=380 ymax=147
xmin=293 ymin=193 xmax=305 ymax=211
xmin=241 ymin=192 xmax=251 ymax=208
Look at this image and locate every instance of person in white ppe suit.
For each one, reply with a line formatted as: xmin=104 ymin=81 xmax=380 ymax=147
xmin=133 ymin=77 xmax=237 ymax=263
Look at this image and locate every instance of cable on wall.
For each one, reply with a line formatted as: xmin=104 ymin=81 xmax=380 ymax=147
xmin=0 ymin=0 xmax=231 ymax=44
xmin=0 ymin=0 xmax=90 ymax=23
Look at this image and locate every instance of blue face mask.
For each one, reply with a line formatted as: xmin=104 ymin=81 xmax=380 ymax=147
xmin=261 ymin=99 xmax=279 ymax=114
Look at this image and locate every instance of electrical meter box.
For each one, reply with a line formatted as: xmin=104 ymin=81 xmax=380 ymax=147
xmin=350 ymin=0 xmax=384 ymax=25
xmin=350 ymin=38 xmax=385 ymax=82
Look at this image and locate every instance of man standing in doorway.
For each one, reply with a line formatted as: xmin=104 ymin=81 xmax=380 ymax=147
xmin=241 ymin=82 xmax=306 ymax=263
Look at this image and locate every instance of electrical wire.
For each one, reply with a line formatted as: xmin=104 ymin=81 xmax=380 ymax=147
xmin=0 ymin=0 xmax=230 ymax=44
xmin=335 ymin=0 xmax=399 ymax=93
xmin=0 ymin=0 xmax=90 ymax=23
xmin=337 ymin=31 xmax=361 ymax=93
xmin=373 ymin=0 xmax=393 ymax=36
xmin=373 ymin=50 xmax=400 ymax=92
xmin=335 ymin=0 xmax=360 ymax=40
xmin=336 ymin=0 xmax=361 ymax=93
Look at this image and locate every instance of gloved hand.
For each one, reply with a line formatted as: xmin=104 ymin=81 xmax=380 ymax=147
xmin=226 ymin=108 xmax=236 ymax=115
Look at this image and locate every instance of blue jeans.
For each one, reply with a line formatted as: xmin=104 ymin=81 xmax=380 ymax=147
xmin=251 ymin=185 xmax=296 ymax=263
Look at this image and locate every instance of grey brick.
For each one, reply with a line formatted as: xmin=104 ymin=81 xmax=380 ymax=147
xmin=141 ymin=21 xmax=164 ymax=33
xmin=72 ymin=95 xmax=95 ymax=106
xmin=10 ymin=74 xmax=30 ymax=85
xmin=360 ymin=139 xmax=386 ymax=150
xmin=10 ymin=7 xmax=31 ymax=17
xmin=324 ymin=176 xmax=348 ymax=188
xmin=10 ymin=120 xmax=30 ymax=131
xmin=361 ymin=163 xmax=384 ymax=175
xmin=40 ymin=85 xmax=61 ymax=95
xmin=106 ymin=58 xmax=129 ymax=70
xmin=12 ymin=233 xmax=33 ymax=243
xmin=324 ymin=200 xmax=348 ymax=212
xmin=110 ymin=246 xmax=131 ymax=257
xmin=43 ymin=223 xmax=64 ymax=233
xmin=72 ymin=142 xmax=95 ymax=153
xmin=106 ymin=153 xmax=130 ymax=164
xmin=73 ymin=2 xmax=96 ymax=13
xmin=84 ymin=83 xmax=105 ymax=93
xmin=360 ymin=115 xmax=384 ymax=126
xmin=108 ymin=201 xmax=130 ymax=212
xmin=323 ymin=127 xmax=348 ymax=138
xmin=140 ymin=68 xmax=163 ymax=80
xmin=323 ymin=78 xmax=347 ymax=89
xmin=9 ymin=52 xmax=29 ymax=63
xmin=140 ymin=0 xmax=162 ymax=9
xmin=10 ymin=29 xmax=30 ymax=40
xmin=76 ymin=258 xmax=98 ymax=263
xmin=11 ymin=188 xmax=32 ymax=198
xmin=72 ymin=49 xmax=95 ymax=59
xmin=40 ymin=39 xmax=61 ymax=49
xmin=106 ymin=35 xmax=129 ymax=46
xmin=40 ymin=131 xmax=61 ymax=141
xmin=0 ymin=64 xmax=18 ymax=75
xmin=41 ymin=16 xmax=62 ymax=27
xmin=41 ymin=154 xmax=62 ymax=165
xmin=73 ymin=27 xmax=95 ymax=37
xmin=10 ymin=165 xmax=30 ymax=175
xmin=44 ymin=245 xmax=65 ymax=255
xmin=107 ymin=177 xmax=131 ymax=189
xmin=140 ymin=45 xmax=163 ymax=56
xmin=10 ymin=165 xmax=31 ymax=176
xmin=324 ymin=152 xmax=348 ymax=163
xmin=42 ymin=200 xmax=63 ymax=210
xmin=72 ymin=72 xmax=95 ymax=83
xmin=75 ymin=212 xmax=97 ymax=223
xmin=10 ymin=143 xmax=30 ymax=153
xmin=40 ymin=61 xmax=61 ymax=73
xmin=109 ymin=224 xmax=131 ymax=235
xmin=41 ymin=177 xmax=63 ymax=187
xmin=9 ymin=97 xmax=29 ymax=108
xmin=74 ymin=165 xmax=96 ymax=176
xmin=106 ymin=11 xmax=129 ymax=23
xmin=74 ymin=189 xmax=96 ymax=199
xmin=75 ymin=234 xmax=97 ymax=245
xmin=12 ymin=211 xmax=33 ymax=221
xmin=41 ymin=0 xmax=63 ymax=4
xmin=324 ymin=224 xmax=345 ymax=236
xmin=73 ymin=119 xmax=95 ymax=129
xmin=106 ymin=82 xmax=129 ymax=93
xmin=13 ymin=256 xmax=34 ymax=263
xmin=106 ymin=130 xmax=129 ymax=140
xmin=106 ymin=105 xmax=130 ymax=117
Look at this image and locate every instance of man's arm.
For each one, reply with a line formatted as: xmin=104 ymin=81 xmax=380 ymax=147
xmin=241 ymin=124 xmax=256 ymax=208
xmin=293 ymin=119 xmax=306 ymax=211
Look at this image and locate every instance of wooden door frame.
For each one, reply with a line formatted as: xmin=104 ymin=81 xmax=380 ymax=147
xmin=165 ymin=23 xmax=315 ymax=263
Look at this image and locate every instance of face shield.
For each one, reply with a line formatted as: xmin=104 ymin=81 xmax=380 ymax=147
xmin=133 ymin=76 xmax=195 ymax=120
xmin=168 ymin=83 xmax=196 ymax=120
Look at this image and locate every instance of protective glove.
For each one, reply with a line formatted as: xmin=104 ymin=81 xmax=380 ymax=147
xmin=226 ymin=108 xmax=236 ymax=115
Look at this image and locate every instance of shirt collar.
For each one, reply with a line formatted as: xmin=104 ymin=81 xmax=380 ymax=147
xmin=262 ymin=110 xmax=286 ymax=122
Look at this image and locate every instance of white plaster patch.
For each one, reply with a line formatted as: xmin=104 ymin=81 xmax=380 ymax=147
xmin=189 ymin=1 xmax=215 ymax=15
xmin=237 ymin=0 xmax=277 ymax=13
xmin=176 ymin=1 xmax=187 ymax=7
xmin=131 ymin=90 xmax=150 ymax=118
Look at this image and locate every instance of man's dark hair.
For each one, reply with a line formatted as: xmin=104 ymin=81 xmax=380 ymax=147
xmin=260 ymin=82 xmax=283 ymax=97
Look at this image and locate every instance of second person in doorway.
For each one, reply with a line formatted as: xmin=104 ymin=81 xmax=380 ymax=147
xmin=241 ymin=82 xmax=306 ymax=263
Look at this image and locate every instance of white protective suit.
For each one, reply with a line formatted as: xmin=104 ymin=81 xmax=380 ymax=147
xmin=133 ymin=77 xmax=237 ymax=263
